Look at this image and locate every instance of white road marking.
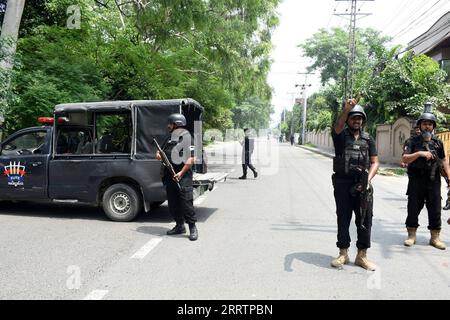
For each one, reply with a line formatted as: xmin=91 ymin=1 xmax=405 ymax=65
xmin=131 ymin=237 xmax=163 ymax=259
xmin=83 ymin=290 xmax=108 ymax=300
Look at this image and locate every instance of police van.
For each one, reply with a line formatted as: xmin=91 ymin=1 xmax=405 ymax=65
xmin=0 ymin=99 xmax=225 ymax=221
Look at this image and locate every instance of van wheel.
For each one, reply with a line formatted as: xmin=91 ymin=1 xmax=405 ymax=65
xmin=102 ymin=183 xmax=141 ymax=222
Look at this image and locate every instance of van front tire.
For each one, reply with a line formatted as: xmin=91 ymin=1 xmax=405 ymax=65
xmin=102 ymin=183 xmax=141 ymax=222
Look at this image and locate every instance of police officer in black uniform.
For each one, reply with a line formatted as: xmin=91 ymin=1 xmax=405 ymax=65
xmin=156 ymin=113 xmax=198 ymax=241
xmin=239 ymin=128 xmax=258 ymax=179
xmin=401 ymin=106 xmax=450 ymax=250
xmin=331 ymin=99 xmax=379 ymax=270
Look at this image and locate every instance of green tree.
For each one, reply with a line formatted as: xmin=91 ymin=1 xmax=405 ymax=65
xmin=299 ymin=27 xmax=449 ymax=135
xmin=232 ymin=97 xmax=273 ymax=130
xmin=4 ymin=0 xmax=281 ymax=135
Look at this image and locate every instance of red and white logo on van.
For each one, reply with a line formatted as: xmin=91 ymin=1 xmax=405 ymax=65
xmin=2 ymin=161 xmax=26 ymax=187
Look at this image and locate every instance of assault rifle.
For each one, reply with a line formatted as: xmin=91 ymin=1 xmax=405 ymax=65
xmin=358 ymin=167 xmax=373 ymax=230
xmin=423 ymin=140 xmax=448 ymax=183
xmin=349 ymin=163 xmax=373 ymax=230
xmin=153 ymin=138 xmax=181 ymax=190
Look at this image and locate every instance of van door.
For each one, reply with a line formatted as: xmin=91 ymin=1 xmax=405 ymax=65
xmin=0 ymin=129 xmax=51 ymax=199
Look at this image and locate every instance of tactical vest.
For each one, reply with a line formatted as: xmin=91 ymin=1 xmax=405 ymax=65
xmin=161 ymin=131 xmax=193 ymax=178
xmin=407 ymin=135 xmax=441 ymax=179
xmin=333 ymin=129 xmax=371 ymax=175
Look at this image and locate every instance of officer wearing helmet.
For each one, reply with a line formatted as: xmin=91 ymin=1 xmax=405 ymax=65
xmin=330 ymin=98 xmax=379 ymax=270
xmin=156 ymin=113 xmax=198 ymax=241
xmin=401 ymin=103 xmax=450 ymax=250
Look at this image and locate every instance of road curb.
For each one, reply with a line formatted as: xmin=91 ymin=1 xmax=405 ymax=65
xmin=295 ymin=144 xmax=334 ymax=159
xmin=294 ymin=144 xmax=406 ymax=176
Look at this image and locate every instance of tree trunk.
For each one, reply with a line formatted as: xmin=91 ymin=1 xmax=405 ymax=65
xmin=1 ymin=0 xmax=26 ymax=70
xmin=0 ymin=0 xmax=25 ymax=120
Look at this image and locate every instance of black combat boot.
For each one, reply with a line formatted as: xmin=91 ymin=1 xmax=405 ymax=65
xmin=248 ymin=164 xmax=257 ymax=178
xmin=166 ymin=224 xmax=186 ymax=235
xmin=444 ymin=201 xmax=450 ymax=210
xmin=238 ymin=165 xmax=247 ymax=179
xmin=188 ymin=223 xmax=198 ymax=241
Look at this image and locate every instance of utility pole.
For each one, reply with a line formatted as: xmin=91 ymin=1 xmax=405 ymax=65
xmin=334 ymin=0 xmax=373 ymax=102
xmin=296 ymin=72 xmax=314 ymax=145
xmin=286 ymin=92 xmax=298 ymax=138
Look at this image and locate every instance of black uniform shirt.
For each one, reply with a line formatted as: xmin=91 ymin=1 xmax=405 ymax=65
xmin=162 ymin=129 xmax=195 ymax=181
xmin=332 ymin=127 xmax=377 ymax=157
xmin=403 ymin=136 xmax=445 ymax=158
xmin=403 ymin=135 xmax=445 ymax=177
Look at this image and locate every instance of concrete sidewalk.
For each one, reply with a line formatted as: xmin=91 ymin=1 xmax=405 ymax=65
xmin=295 ymin=144 xmax=404 ymax=173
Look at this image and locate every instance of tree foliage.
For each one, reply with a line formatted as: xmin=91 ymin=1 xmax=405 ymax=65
xmin=232 ymin=96 xmax=273 ymax=130
xmin=2 ymin=0 xmax=280 ymax=135
xmin=298 ymin=27 xmax=449 ymax=136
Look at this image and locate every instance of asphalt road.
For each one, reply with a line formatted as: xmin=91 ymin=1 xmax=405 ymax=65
xmin=0 ymin=140 xmax=449 ymax=300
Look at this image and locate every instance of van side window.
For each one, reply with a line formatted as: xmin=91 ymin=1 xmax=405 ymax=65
xmin=56 ymin=128 xmax=93 ymax=155
xmin=95 ymin=112 xmax=131 ymax=154
xmin=1 ymin=131 xmax=49 ymax=156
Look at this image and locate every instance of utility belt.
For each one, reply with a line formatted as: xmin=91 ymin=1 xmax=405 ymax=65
xmin=332 ymin=172 xmax=361 ymax=186
xmin=407 ymin=166 xmax=438 ymax=179
xmin=333 ymin=156 xmax=368 ymax=176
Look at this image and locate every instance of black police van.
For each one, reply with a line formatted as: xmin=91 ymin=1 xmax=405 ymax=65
xmin=0 ymin=99 xmax=219 ymax=221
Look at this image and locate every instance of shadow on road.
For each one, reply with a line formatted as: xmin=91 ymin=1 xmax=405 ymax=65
xmin=135 ymin=206 xmax=218 ymax=236
xmin=284 ymin=252 xmax=335 ymax=271
xmin=135 ymin=226 xmax=169 ymax=236
xmin=0 ymin=201 xmax=107 ymax=221
xmin=0 ymin=201 xmax=218 ymax=223
xmin=271 ymin=223 xmax=336 ymax=234
xmin=274 ymin=221 xmax=419 ymax=260
xmin=136 ymin=205 xmax=218 ymax=224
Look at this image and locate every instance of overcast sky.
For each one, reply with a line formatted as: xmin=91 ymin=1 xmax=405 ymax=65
xmin=268 ymin=0 xmax=450 ymax=125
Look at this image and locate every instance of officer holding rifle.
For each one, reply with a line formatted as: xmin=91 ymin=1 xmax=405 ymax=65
xmin=156 ymin=113 xmax=198 ymax=241
xmin=401 ymin=103 xmax=450 ymax=249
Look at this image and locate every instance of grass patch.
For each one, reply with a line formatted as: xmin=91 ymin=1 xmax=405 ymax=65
xmin=378 ymin=167 xmax=407 ymax=176
xmin=304 ymin=142 xmax=317 ymax=148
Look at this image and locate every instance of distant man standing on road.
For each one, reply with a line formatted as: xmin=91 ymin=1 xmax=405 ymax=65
xmin=401 ymin=106 xmax=450 ymax=249
xmin=239 ymin=128 xmax=258 ymax=179
xmin=331 ymin=99 xmax=379 ymax=270
xmin=156 ymin=113 xmax=198 ymax=241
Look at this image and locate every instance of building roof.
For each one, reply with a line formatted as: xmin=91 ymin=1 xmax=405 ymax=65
xmin=408 ymin=11 xmax=450 ymax=55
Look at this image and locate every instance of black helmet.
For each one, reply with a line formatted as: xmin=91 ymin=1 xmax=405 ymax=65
xmin=347 ymin=104 xmax=366 ymax=122
xmin=417 ymin=112 xmax=437 ymax=128
xmin=168 ymin=113 xmax=186 ymax=127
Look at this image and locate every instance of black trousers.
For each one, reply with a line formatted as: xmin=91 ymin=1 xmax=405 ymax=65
xmin=164 ymin=176 xmax=196 ymax=225
xmin=406 ymin=176 xmax=441 ymax=230
xmin=332 ymin=175 xmax=373 ymax=249
xmin=242 ymin=153 xmax=256 ymax=176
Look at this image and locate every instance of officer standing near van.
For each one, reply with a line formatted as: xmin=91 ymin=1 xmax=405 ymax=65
xmin=401 ymin=105 xmax=450 ymax=250
xmin=156 ymin=113 xmax=198 ymax=241
xmin=331 ymin=98 xmax=379 ymax=271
